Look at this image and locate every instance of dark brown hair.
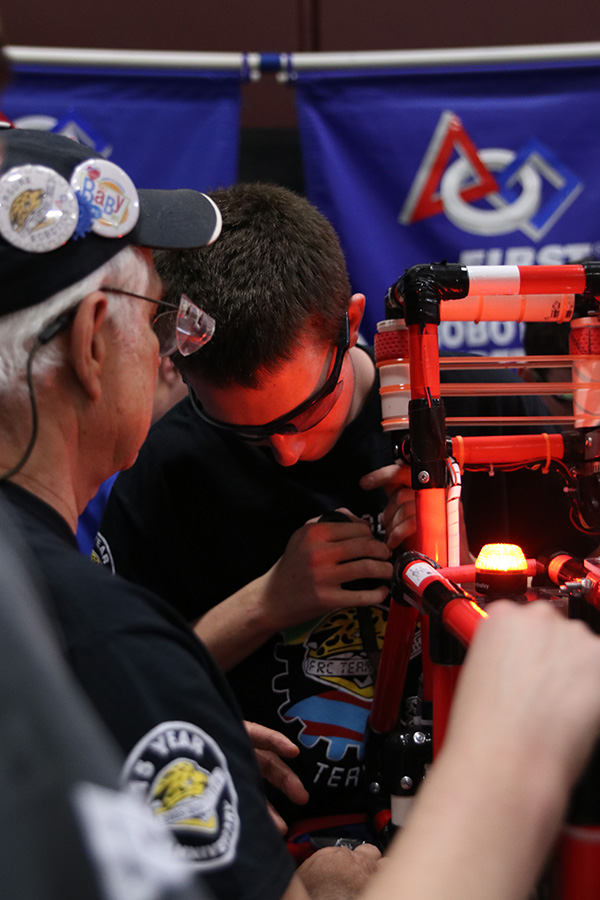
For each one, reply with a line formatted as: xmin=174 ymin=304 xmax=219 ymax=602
xmin=154 ymin=182 xmax=351 ymax=386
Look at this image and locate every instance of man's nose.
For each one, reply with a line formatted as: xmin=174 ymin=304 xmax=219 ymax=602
xmin=267 ymin=433 xmax=306 ymax=466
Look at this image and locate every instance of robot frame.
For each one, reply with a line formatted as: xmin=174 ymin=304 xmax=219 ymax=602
xmin=365 ymin=261 xmax=600 ymax=899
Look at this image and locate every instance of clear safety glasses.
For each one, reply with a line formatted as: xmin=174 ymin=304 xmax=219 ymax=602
xmin=102 ymin=287 xmax=215 ymax=357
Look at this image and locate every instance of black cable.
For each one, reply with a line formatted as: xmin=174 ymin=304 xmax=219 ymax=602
xmin=0 ymin=306 xmax=79 ymax=483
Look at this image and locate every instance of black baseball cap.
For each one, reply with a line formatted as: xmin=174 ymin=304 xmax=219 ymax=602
xmin=0 ymin=128 xmax=222 ymax=316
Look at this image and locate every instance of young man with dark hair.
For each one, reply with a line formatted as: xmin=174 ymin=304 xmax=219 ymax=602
xmin=97 ymin=183 xmax=411 ymax=841
xmin=97 ymin=183 xmax=567 ymax=846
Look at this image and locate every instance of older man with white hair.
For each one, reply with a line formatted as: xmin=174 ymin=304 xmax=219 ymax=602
xmin=0 ymin=126 xmax=306 ymax=900
xmin=2 ymin=128 xmax=600 ymax=900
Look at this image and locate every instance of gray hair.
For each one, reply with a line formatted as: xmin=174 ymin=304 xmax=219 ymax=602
xmin=0 ymin=246 xmax=153 ymax=398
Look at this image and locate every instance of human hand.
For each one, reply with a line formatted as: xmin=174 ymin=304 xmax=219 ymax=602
xmin=359 ymin=463 xmax=416 ymax=549
xmin=244 ymin=720 xmax=309 ymax=834
xmin=260 ymin=509 xmax=393 ymax=633
xmin=350 ymin=602 xmax=600 ymax=900
xmin=297 ymin=843 xmax=382 ymax=900
xmin=385 ymin=601 xmax=600 ymax=900
xmin=446 ymin=600 xmax=600 ymax=790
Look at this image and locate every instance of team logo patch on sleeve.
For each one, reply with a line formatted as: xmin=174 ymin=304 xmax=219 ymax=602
xmin=91 ymin=532 xmax=115 ymax=571
xmin=120 ymin=721 xmax=240 ymax=870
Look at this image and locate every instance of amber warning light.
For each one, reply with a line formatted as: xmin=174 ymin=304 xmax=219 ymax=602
xmin=475 ymin=543 xmax=528 ymax=597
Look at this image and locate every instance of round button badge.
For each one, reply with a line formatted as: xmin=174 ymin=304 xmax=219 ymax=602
xmin=71 ymin=158 xmax=140 ymax=239
xmin=0 ymin=164 xmax=79 ymax=253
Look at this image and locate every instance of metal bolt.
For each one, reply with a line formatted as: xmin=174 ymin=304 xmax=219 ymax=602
xmin=413 ymin=731 xmax=426 ymax=745
xmin=417 ymin=470 xmax=430 ymax=484
xmin=400 ymin=776 xmax=413 ymax=790
xmin=369 ymin=782 xmax=381 ymax=795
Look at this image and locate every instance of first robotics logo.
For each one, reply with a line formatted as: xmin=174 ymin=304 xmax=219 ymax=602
xmin=399 ymin=110 xmax=583 ymax=241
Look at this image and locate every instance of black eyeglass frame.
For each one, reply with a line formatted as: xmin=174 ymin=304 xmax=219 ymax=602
xmin=188 ymin=311 xmax=350 ymax=440
xmin=102 ymin=286 xmax=179 ymax=314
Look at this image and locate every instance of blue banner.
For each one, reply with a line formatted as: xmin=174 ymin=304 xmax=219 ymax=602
xmin=295 ymin=60 xmax=600 ymax=353
xmin=2 ymin=65 xmax=241 ymax=192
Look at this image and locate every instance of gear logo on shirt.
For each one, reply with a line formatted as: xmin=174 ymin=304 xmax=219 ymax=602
xmin=121 ymin=721 xmax=240 ymax=870
xmin=275 ymin=607 xmax=421 ymax=762
xmin=274 ymin=607 xmax=387 ymax=761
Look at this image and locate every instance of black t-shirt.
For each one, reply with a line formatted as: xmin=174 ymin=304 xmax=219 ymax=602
xmin=98 ymin=353 xmax=414 ymax=829
xmin=1 ymin=481 xmax=294 ymax=900
xmin=97 ymin=347 xmax=595 ymax=827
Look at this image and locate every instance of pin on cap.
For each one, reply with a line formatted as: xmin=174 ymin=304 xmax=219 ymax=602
xmin=0 ymin=128 xmax=223 ymax=317
xmin=70 ymin=159 xmax=140 ymax=238
xmin=0 ymin=164 xmax=80 ymax=252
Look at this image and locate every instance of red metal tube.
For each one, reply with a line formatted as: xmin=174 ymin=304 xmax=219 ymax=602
xmin=517 ymin=265 xmax=586 ymax=295
xmin=555 ymin=827 xmax=600 ymax=900
xmin=369 ymin=603 xmax=419 ymax=735
xmin=441 ymin=597 xmax=488 ymax=645
xmin=450 ymin=433 xmax=565 ymax=466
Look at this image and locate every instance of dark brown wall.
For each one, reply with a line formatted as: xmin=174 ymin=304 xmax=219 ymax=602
xmin=4 ymin=0 xmax=597 ymax=53
xmin=319 ymin=0 xmax=599 ymax=52
xmin=3 ymin=0 xmax=599 ymax=128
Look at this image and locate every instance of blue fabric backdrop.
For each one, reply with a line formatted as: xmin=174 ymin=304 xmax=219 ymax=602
xmin=0 ymin=63 xmax=241 ymax=551
xmin=295 ymin=59 xmax=600 ymax=353
xmin=2 ymin=65 xmax=241 ymax=191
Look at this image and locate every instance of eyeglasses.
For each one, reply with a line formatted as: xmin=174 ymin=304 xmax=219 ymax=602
xmin=188 ymin=312 xmax=350 ymax=441
xmin=101 ymin=287 xmax=215 ymax=357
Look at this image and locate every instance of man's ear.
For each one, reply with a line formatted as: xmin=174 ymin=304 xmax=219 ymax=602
xmin=158 ymin=355 xmax=181 ymax=387
xmin=68 ymin=292 xmax=109 ymax=401
xmin=347 ymin=293 xmax=366 ymax=348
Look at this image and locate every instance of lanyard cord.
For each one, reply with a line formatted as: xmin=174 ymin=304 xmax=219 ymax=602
xmin=0 ymin=306 xmax=78 ymax=482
